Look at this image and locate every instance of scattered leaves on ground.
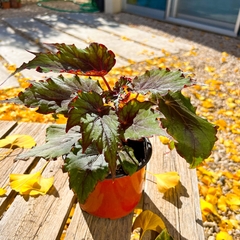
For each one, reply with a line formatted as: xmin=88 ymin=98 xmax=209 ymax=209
xmin=1 ymin=44 xmax=239 ymax=239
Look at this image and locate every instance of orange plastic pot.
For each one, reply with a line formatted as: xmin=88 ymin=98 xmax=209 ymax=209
xmin=80 ymin=138 xmax=152 ymax=219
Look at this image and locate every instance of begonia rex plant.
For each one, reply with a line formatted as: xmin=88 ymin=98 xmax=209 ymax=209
xmin=5 ymin=42 xmax=217 ymax=204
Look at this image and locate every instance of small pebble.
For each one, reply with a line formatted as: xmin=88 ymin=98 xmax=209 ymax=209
xmin=203 ymin=222 xmax=217 ymax=227
xmin=208 ymin=236 xmax=215 ymax=240
xmin=236 ymin=214 xmax=240 ymax=221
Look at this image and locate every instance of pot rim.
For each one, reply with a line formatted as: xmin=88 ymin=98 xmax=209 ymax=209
xmin=106 ymin=137 xmax=152 ymax=179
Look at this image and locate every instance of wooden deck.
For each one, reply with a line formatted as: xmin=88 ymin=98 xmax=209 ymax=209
xmin=0 ymin=121 xmax=205 ymax=240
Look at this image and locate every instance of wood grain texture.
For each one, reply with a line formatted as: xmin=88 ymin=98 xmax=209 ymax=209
xmin=0 ymin=122 xmax=75 ymax=240
xmin=0 ymin=158 xmax=75 ymax=240
xmin=143 ymin=136 xmax=205 ymax=240
xmin=0 ymin=123 xmax=204 ymax=240
xmin=0 ymin=122 xmax=50 ymax=216
xmin=65 ymin=205 xmax=133 ymax=240
xmin=0 ymin=121 xmax=18 ymax=137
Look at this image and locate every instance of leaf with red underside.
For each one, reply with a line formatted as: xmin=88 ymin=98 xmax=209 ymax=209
xmin=3 ymin=75 xmax=102 ymax=115
xmin=10 ymin=43 xmax=116 ymax=77
xmin=132 ymin=69 xmax=194 ymax=96
xmin=66 ymin=91 xmax=111 ymax=132
xmin=118 ymin=99 xmax=167 ymax=140
xmin=118 ymin=99 xmax=153 ymax=130
xmin=159 ymin=91 xmax=218 ymax=168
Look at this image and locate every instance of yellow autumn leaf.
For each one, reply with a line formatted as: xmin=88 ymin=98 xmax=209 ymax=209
xmin=0 ymin=188 xmax=7 ymax=196
xmin=205 ymin=66 xmax=216 ymax=73
xmin=206 ymin=193 xmax=218 ymax=205
xmin=0 ymin=134 xmax=36 ymax=148
xmin=214 ymin=119 xmax=227 ymax=130
xmin=132 ymin=210 xmax=166 ymax=239
xmin=225 ymin=193 xmax=240 ymax=206
xmin=121 ymin=35 xmax=130 ymax=41
xmin=149 ymin=171 xmax=180 ymax=193
xmin=29 ymin=176 xmax=54 ymax=196
xmin=232 ymin=185 xmax=240 ymax=196
xmin=10 ymin=162 xmax=54 ymax=196
xmin=158 ymin=136 xmax=170 ymax=145
xmin=200 ymin=198 xmax=221 ymax=218
xmin=199 ymin=184 xmax=208 ymax=196
xmin=202 ymin=99 xmax=214 ymax=108
xmin=218 ymin=196 xmax=227 ymax=212
xmin=219 ymin=219 xmax=239 ymax=231
xmin=216 ymin=231 xmax=233 ymax=240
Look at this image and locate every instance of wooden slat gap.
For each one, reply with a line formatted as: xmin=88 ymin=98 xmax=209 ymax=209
xmin=0 ymin=190 xmax=17 ymax=218
xmin=58 ymin=197 xmax=78 ymax=240
xmin=0 ymin=121 xmax=18 ymax=139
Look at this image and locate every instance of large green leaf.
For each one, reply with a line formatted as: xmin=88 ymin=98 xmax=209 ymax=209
xmin=64 ymin=144 xmax=109 ymax=204
xmin=17 ymin=124 xmax=80 ymax=160
xmin=159 ymin=91 xmax=217 ymax=167
xmin=80 ymin=112 xmax=120 ymax=176
xmin=67 ymin=91 xmax=120 ymax=175
xmin=11 ymin=43 xmax=116 ymax=77
xmin=66 ymin=91 xmax=110 ymax=131
xmin=118 ymin=99 xmax=153 ymax=130
xmin=4 ymin=75 xmax=102 ymax=115
xmin=124 ymin=108 xmax=168 ymax=140
xmin=132 ymin=69 xmax=193 ymax=96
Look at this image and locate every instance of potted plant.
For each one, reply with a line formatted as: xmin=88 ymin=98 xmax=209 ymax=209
xmin=5 ymin=42 xmax=217 ymax=219
xmin=1 ymin=0 xmax=10 ymax=9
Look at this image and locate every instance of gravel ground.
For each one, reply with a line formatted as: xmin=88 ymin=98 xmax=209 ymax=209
xmin=1 ymin=3 xmax=240 ymax=239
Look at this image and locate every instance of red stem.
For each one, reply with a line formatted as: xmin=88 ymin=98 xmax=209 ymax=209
xmin=101 ymin=75 xmax=112 ymax=91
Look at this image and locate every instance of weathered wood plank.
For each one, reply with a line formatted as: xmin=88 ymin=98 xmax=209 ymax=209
xmin=143 ymin=136 xmax=204 ymax=240
xmin=0 ymin=121 xmax=18 ymax=137
xmin=0 ymin=124 xmax=204 ymax=240
xmin=0 ymin=122 xmax=49 ymax=216
xmin=65 ymin=204 xmax=133 ymax=240
xmin=0 ymin=123 xmax=75 ymax=240
xmin=0 ymin=158 xmax=75 ymax=240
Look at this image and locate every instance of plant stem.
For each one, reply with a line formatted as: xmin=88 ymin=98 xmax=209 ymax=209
xmin=101 ymin=75 xmax=112 ymax=91
xmin=40 ymin=160 xmax=50 ymax=174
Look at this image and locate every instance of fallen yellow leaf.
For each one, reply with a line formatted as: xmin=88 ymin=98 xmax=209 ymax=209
xmin=132 ymin=210 xmax=166 ymax=239
xmin=0 ymin=134 xmax=36 ymax=149
xmin=214 ymin=119 xmax=227 ymax=130
xmin=202 ymin=99 xmax=214 ymax=108
xmin=158 ymin=136 xmax=170 ymax=145
xmin=200 ymin=198 xmax=221 ymax=218
xmin=10 ymin=162 xmax=54 ymax=196
xmin=225 ymin=193 xmax=240 ymax=206
xmin=149 ymin=171 xmax=180 ymax=193
xmin=205 ymin=66 xmax=216 ymax=73
xmin=0 ymin=188 xmax=7 ymax=196
xmin=218 ymin=196 xmax=227 ymax=212
xmin=216 ymin=231 xmax=233 ymax=240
